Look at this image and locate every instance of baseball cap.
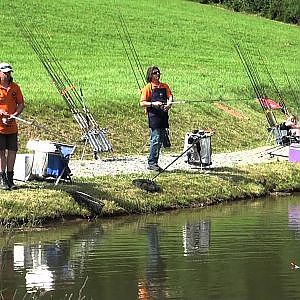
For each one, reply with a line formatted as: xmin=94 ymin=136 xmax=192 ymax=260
xmin=0 ymin=62 xmax=13 ymax=73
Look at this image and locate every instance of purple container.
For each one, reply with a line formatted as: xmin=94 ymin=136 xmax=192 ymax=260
xmin=289 ymin=143 xmax=300 ymax=163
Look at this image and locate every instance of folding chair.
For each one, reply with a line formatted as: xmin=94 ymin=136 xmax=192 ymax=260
xmin=45 ymin=144 xmax=76 ymax=185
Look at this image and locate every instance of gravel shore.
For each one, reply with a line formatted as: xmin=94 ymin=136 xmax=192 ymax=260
xmin=69 ymin=145 xmax=289 ymax=178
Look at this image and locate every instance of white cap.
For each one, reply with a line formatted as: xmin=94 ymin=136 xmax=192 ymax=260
xmin=0 ymin=62 xmax=13 ymax=73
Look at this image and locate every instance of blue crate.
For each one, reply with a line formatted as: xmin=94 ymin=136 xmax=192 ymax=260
xmin=45 ymin=144 xmax=75 ymax=179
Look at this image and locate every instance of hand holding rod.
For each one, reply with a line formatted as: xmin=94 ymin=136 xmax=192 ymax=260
xmin=9 ymin=115 xmax=33 ymax=125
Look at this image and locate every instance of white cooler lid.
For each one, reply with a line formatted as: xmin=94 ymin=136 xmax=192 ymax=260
xmin=26 ymin=140 xmax=57 ymax=153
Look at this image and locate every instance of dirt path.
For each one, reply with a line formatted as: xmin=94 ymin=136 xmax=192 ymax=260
xmin=69 ymin=145 xmax=288 ymax=178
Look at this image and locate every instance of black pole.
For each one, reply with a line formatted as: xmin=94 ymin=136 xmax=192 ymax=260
xmin=118 ymin=14 xmax=146 ymax=86
xmin=112 ymin=15 xmax=143 ymax=91
xmin=257 ymin=49 xmax=289 ymax=115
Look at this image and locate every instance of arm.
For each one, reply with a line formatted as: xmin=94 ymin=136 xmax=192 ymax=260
xmin=9 ymin=85 xmax=25 ymax=119
xmin=11 ymin=102 xmax=25 ymax=118
xmin=140 ymin=99 xmax=163 ymax=109
xmin=140 ymin=85 xmax=163 ymax=109
xmin=163 ymin=85 xmax=173 ymax=112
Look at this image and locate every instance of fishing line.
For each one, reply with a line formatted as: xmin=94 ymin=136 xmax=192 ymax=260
xmin=171 ymin=97 xmax=253 ymax=105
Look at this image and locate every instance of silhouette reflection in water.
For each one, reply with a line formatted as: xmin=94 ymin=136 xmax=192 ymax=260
xmin=182 ymin=220 xmax=211 ymax=256
xmin=2 ymin=224 xmax=104 ymax=297
xmin=13 ymin=240 xmax=74 ymax=293
xmin=288 ymin=205 xmax=300 ymax=237
xmin=138 ymin=224 xmax=169 ymax=300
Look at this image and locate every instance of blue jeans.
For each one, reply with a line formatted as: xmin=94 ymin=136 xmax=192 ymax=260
xmin=148 ymin=128 xmax=166 ymax=166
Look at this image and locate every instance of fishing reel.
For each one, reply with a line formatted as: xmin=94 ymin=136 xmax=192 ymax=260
xmin=187 ymin=130 xmax=210 ymax=144
xmin=184 ymin=129 xmax=213 ymax=167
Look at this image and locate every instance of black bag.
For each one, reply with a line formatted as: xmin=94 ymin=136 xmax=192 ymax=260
xmin=162 ymin=129 xmax=171 ymax=148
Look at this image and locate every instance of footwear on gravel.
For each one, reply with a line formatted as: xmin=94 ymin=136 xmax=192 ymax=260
xmin=0 ymin=172 xmax=10 ymax=190
xmin=7 ymin=171 xmax=15 ymax=189
xmin=147 ymin=165 xmax=163 ymax=172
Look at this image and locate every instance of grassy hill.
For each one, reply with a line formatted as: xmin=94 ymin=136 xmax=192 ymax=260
xmin=1 ymin=0 xmax=300 ymax=157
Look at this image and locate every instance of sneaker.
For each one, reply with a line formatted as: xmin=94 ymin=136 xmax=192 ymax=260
xmin=147 ymin=165 xmax=163 ymax=172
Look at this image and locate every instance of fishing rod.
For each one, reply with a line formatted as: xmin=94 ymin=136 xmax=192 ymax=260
xmin=8 ymin=115 xmax=33 ymax=125
xmin=36 ymin=25 xmax=97 ymax=127
xmin=29 ymin=23 xmax=94 ymax=129
xmin=282 ymin=66 xmax=300 ymax=109
xmin=243 ymin=46 xmax=277 ymax=117
xmin=18 ymin=20 xmax=113 ymax=157
xmin=19 ymin=22 xmax=81 ymax=119
xmin=113 ymin=14 xmax=146 ymax=91
xmin=22 ymin=21 xmax=97 ymax=130
xmin=234 ymin=43 xmax=264 ymax=106
xmin=246 ymin=47 xmax=280 ymax=126
xmin=7 ymin=114 xmax=55 ymax=134
xmin=233 ymin=42 xmax=278 ymax=126
xmin=171 ymin=97 xmax=254 ymax=105
xmin=112 ymin=16 xmax=142 ymax=91
xmin=118 ymin=14 xmax=145 ymax=87
xmin=256 ymin=49 xmax=289 ymax=115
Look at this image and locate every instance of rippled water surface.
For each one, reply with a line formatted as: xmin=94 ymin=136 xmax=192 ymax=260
xmin=1 ymin=195 xmax=300 ymax=299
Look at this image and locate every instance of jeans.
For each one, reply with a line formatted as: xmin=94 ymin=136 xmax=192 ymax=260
xmin=148 ymin=128 xmax=166 ymax=166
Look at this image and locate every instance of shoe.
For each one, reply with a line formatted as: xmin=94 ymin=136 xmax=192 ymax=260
xmin=0 ymin=172 xmax=10 ymax=190
xmin=7 ymin=171 xmax=15 ymax=189
xmin=147 ymin=165 xmax=163 ymax=172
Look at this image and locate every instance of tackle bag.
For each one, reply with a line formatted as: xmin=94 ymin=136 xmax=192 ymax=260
xmin=183 ymin=130 xmax=212 ymax=167
xmin=269 ymin=126 xmax=290 ymax=146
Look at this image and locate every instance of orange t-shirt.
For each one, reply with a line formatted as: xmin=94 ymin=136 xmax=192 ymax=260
xmin=0 ymin=82 xmax=24 ymax=134
xmin=140 ymin=82 xmax=172 ymax=103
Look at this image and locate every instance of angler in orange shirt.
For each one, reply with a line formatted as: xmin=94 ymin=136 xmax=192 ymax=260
xmin=0 ymin=62 xmax=25 ymax=190
xmin=140 ymin=66 xmax=173 ymax=171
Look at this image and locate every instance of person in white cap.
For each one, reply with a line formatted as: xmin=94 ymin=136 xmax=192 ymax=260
xmin=0 ymin=62 xmax=25 ymax=190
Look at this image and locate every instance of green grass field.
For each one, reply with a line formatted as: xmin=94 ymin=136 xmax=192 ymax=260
xmin=1 ymin=0 xmax=300 ymax=156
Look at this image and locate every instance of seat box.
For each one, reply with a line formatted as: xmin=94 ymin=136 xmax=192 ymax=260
xmin=289 ymin=143 xmax=300 ymax=163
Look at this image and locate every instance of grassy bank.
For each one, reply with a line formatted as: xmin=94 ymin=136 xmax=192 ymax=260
xmin=1 ymin=0 xmax=299 ymax=156
xmin=0 ymin=161 xmax=299 ymax=227
xmin=0 ymin=1 xmax=299 ymax=227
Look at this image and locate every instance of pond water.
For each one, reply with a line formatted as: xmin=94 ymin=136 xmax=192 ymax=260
xmin=1 ymin=195 xmax=300 ymax=300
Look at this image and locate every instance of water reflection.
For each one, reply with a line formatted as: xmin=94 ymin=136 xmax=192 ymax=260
xmin=1 ymin=223 xmax=105 ymax=298
xmin=1 ymin=195 xmax=300 ymax=299
xmin=288 ymin=205 xmax=300 ymax=236
xmin=182 ymin=220 xmax=211 ymax=256
xmin=138 ymin=224 xmax=168 ymax=300
xmin=12 ymin=240 xmax=73 ymax=293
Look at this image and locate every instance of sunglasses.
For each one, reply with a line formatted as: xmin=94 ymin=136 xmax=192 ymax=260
xmin=152 ymin=71 xmax=160 ymax=75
